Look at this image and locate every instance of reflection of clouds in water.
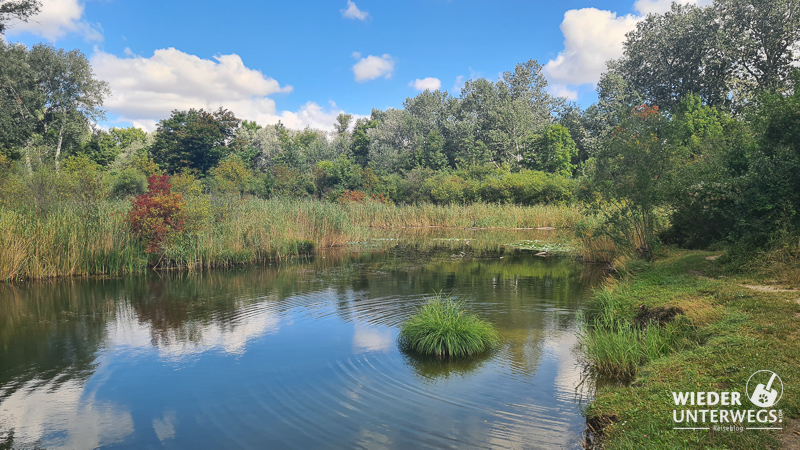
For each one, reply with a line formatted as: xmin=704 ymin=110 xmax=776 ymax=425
xmin=548 ymin=329 xmax=584 ymax=398
xmin=153 ymin=409 xmax=178 ymax=442
xmin=106 ymin=304 xmax=281 ymax=360
xmin=0 ymin=379 xmax=134 ymax=449
xmin=352 ymin=324 xmax=394 ymax=353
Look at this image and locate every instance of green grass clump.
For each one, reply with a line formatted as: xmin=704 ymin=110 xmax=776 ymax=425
xmin=581 ymin=318 xmax=680 ymax=379
xmin=580 ymin=286 xmax=683 ymax=379
xmin=398 ymin=295 xmax=499 ymax=359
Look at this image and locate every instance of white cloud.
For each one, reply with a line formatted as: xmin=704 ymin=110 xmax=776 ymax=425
xmin=634 ymin=0 xmax=713 ymax=15
xmin=93 ymin=48 xmax=356 ymax=132
xmin=409 ymin=77 xmax=441 ymax=91
xmin=341 ymin=0 xmax=370 ymax=20
xmin=352 ymin=53 xmax=395 ymax=82
xmin=451 ymin=75 xmax=466 ymax=94
xmin=549 ymin=84 xmax=579 ymax=101
xmin=276 ymin=101 xmax=353 ymax=131
xmin=544 ymin=1 xmax=717 ymax=93
xmin=544 ymin=8 xmax=639 ymax=86
xmin=6 ymin=0 xmax=102 ymax=41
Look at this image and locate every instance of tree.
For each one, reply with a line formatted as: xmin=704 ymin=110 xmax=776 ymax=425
xmin=78 ymin=129 xmax=119 ymax=166
xmin=619 ymin=4 xmax=730 ymax=112
xmin=334 ymin=113 xmax=352 ymax=135
xmin=350 ymin=117 xmax=377 ymax=167
xmin=522 ymin=124 xmax=577 ymax=176
xmin=413 ymin=130 xmax=447 ymax=170
xmin=109 ymin=127 xmax=147 ymax=148
xmin=593 ymin=105 xmax=684 ymax=258
xmin=150 ymin=107 xmax=241 ymax=174
xmin=611 ymin=0 xmax=800 ymax=113
xmin=27 ymin=44 xmax=109 ymax=172
xmin=717 ymin=0 xmax=800 ymax=94
xmin=0 ymin=41 xmax=37 ymax=161
xmin=0 ymin=0 xmax=40 ymax=34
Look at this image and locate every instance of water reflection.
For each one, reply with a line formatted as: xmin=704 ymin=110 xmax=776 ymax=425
xmin=0 ymin=244 xmax=598 ymax=449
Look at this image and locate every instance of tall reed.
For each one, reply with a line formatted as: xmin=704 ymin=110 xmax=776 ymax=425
xmin=0 ymin=198 xmax=583 ymax=281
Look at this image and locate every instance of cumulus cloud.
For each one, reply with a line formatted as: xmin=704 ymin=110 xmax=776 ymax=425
xmin=634 ymin=0 xmax=713 ymax=15
xmin=544 ymin=8 xmax=639 ymax=86
xmin=341 ymin=0 xmax=369 ymax=20
xmin=93 ymin=48 xmax=352 ymax=132
xmin=6 ymin=0 xmax=102 ymax=41
xmin=409 ymin=77 xmax=441 ymax=91
xmin=544 ymin=0 xmax=716 ymax=92
xmin=352 ymin=53 xmax=395 ymax=82
xmin=549 ymin=84 xmax=579 ymax=101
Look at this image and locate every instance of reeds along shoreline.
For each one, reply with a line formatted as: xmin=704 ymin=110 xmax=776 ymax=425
xmin=0 ymin=198 xmax=582 ymax=282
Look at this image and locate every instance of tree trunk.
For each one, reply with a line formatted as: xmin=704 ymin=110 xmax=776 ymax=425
xmin=54 ymin=114 xmax=65 ymax=173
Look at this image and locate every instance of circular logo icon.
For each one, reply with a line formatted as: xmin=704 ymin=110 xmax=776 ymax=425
xmin=746 ymin=370 xmax=783 ymax=408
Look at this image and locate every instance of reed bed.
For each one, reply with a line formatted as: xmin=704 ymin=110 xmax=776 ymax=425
xmin=0 ymin=198 xmax=582 ymax=281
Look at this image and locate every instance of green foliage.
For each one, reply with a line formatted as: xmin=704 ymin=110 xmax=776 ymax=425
xmin=110 ymin=168 xmax=147 ymax=199
xmin=413 ymin=129 xmax=447 ymax=170
xmin=351 ymin=118 xmax=376 ymax=167
xmin=592 ymin=105 xmax=683 ymax=258
xmin=150 ymin=107 xmax=241 ymax=174
xmin=521 ymin=124 xmax=577 ymax=176
xmin=398 ymin=294 xmax=500 ymax=359
xmin=271 ymin=164 xmax=314 ymax=198
xmin=312 ymin=155 xmax=362 ymax=197
xmin=209 ymin=154 xmax=253 ymax=194
xmin=77 ymin=130 xmax=119 ymax=167
xmin=0 ymin=0 xmax=41 ymax=34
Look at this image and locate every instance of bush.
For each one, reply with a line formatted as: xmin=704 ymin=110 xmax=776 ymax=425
xmin=128 ymin=175 xmax=186 ymax=254
xmin=110 ymin=168 xmax=148 ymax=199
xmin=398 ymin=294 xmax=500 ymax=359
xmin=422 ymin=173 xmax=472 ymax=205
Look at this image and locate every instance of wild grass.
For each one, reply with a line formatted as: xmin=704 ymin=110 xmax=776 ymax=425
xmin=397 ymin=294 xmax=500 ymax=359
xmin=579 ymin=287 xmax=683 ymax=379
xmin=0 ymin=198 xmax=582 ymax=281
xmin=581 ymin=318 xmax=681 ymax=379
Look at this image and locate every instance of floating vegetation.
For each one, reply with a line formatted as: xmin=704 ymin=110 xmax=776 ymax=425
xmin=506 ymin=240 xmax=576 ymax=255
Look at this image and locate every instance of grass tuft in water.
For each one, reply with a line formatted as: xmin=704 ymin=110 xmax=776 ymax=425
xmin=398 ymin=294 xmax=499 ymax=359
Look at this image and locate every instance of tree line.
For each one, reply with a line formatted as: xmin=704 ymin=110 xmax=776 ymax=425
xmin=0 ymin=0 xmax=799 ymax=257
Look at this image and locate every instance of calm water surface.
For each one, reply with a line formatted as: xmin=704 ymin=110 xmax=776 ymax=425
xmin=0 ymin=244 xmax=596 ymax=449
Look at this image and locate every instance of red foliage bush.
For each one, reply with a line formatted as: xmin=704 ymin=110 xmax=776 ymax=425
xmin=128 ymin=175 xmax=186 ymax=254
xmin=337 ymin=190 xmax=367 ymax=204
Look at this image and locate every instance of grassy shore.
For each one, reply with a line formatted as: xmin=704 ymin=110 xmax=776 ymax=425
xmin=0 ymin=198 xmax=581 ymax=281
xmin=583 ymin=249 xmax=800 ymax=448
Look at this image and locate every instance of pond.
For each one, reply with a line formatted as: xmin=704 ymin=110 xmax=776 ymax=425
xmin=0 ymin=242 xmax=597 ymax=449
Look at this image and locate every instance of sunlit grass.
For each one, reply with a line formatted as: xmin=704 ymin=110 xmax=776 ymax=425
xmin=0 ymin=198 xmax=583 ymax=281
xmin=398 ymin=294 xmax=499 ymax=359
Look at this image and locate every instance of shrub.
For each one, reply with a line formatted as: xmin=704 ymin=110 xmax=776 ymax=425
xmin=337 ymin=190 xmax=367 ymax=204
xmin=398 ymin=294 xmax=500 ymax=359
xmin=209 ymin=154 xmax=254 ymax=194
xmin=110 ymin=168 xmax=148 ymax=199
xmin=128 ymin=175 xmax=186 ymax=254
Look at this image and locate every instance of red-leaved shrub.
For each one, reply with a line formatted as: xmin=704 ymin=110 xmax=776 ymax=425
xmin=128 ymin=175 xmax=186 ymax=254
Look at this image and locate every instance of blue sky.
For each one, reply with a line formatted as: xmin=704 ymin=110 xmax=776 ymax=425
xmin=4 ymin=0 xmax=711 ymax=131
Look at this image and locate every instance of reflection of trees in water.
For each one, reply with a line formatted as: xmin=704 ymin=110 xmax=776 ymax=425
xmin=0 ymin=281 xmax=116 ymax=399
xmin=0 ymin=244 xmax=593 ymax=397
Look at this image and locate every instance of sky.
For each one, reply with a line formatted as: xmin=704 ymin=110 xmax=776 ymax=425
xmin=3 ymin=0 xmax=712 ymax=132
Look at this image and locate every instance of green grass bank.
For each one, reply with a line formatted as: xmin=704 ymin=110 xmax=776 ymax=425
xmin=582 ymin=249 xmax=800 ymax=449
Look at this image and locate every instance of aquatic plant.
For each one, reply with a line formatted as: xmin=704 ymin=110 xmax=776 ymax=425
xmin=398 ymin=294 xmax=499 ymax=359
